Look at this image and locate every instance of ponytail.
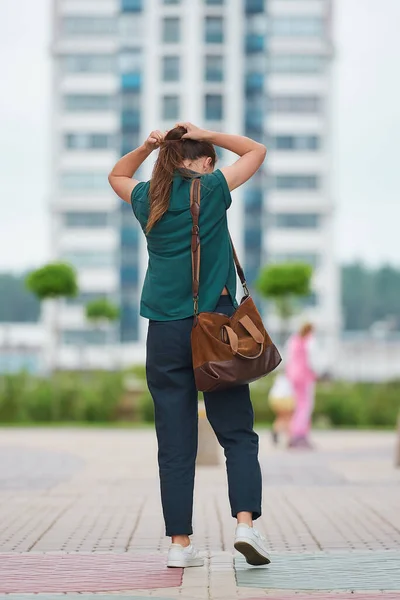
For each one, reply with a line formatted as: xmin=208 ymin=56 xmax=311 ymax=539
xmin=147 ymin=127 xmax=216 ymax=234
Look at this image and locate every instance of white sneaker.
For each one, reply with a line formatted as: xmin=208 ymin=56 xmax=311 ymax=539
xmin=167 ymin=543 xmax=204 ymax=568
xmin=234 ymin=523 xmax=271 ymax=566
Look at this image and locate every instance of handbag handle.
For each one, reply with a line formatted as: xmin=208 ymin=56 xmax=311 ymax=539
xmin=190 ymin=178 xmax=250 ymax=316
xmin=222 ymin=316 xmax=264 ymax=360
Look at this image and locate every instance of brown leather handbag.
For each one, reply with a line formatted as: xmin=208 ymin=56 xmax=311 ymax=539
xmin=190 ymin=178 xmax=282 ymax=393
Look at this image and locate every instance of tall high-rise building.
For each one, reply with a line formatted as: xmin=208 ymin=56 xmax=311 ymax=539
xmin=50 ymin=0 xmax=339 ymax=369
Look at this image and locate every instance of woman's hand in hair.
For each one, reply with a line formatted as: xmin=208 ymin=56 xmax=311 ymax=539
xmin=175 ymin=123 xmax=209 ymax=141
xmin=144 ymin=130 xmax=165 ymax=151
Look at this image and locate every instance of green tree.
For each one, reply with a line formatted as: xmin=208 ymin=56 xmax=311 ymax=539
xmin=84 ymin=299 xmax=120 ymax=370
xmin=256 ymin=262 xmax=313 ymax=344
xmin=85 ymin=298 xmax=120 ymax=325
xmin=25 ymin=263 xmax=78 ymax=371
xmin=86 ymin=297 xmax=120 ymax=343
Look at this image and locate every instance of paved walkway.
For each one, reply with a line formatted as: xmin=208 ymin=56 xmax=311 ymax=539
xmin=0 ymin=426 xmax=399 ymax=598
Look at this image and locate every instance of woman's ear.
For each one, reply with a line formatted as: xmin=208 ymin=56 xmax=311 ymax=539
xmin=204 ymin=156 xmax=213 ymax=172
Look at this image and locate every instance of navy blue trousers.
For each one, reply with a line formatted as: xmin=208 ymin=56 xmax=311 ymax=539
xmin=146 ymin=296 xmax=262 ymax=537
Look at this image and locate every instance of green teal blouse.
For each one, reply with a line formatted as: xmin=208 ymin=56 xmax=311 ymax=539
xmin=131 ymin=169 xmax=238 ymax=321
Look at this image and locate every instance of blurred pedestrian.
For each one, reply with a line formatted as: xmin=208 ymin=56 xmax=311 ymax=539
xmin=286 ymin=323 xmax=317 ymax=449
xmin=268 ymin=373 xmax=295 ymax=446
xmin=108 ymin=123 xmax=271 ymax=568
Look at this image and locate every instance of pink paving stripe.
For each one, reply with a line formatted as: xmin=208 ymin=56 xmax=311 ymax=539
xmin=0 ymin=553 xmax=182 ymax=593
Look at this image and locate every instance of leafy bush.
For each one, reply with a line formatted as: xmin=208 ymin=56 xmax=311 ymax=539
xmin=0 ymin=370 xmax=399 ymax=428
xmin=0 ymin=372 xmax=123 ymax=423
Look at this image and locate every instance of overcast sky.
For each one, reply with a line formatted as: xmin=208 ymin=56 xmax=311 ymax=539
xmin=0 ymin=0 xmax=399 ymax=272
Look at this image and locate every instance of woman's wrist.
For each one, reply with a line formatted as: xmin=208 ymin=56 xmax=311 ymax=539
xmin=203 ymin=130 xmax=217 ymax=143
xmin=142 ymin=141 xmax=156 ymax=153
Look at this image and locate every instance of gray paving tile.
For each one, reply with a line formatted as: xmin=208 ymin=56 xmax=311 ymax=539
xmin=235 ymin=550 xmax=400 ymax=590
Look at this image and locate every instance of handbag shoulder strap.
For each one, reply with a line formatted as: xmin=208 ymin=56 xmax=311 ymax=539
xmin=190 ymin=178 xmax=249 ymax=316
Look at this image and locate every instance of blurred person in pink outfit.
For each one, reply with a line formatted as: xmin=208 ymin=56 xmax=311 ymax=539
xmin=285 ymin=323 xmax=317 ymax=449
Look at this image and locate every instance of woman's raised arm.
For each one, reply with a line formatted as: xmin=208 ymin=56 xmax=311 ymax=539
xmin=176 ymin=123 xmax=267 ymax=191
xmin=108 ymin=130 xmax=164 ymax=203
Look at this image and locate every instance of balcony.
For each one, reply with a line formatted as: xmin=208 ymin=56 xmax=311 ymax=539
xmin=121 ymin=72 xmax=141 ymax=90
xmin=121 ymin=0 xmax=142 ymax=12
xmin=246 ymin=34 xmax=265 ymax=54
xmin=245 ymin=0 xmax=264 ymax=13
xmin=246 ymin=72 xmax=264 ymax=92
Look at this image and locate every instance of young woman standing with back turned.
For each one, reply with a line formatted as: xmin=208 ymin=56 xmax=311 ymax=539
xmin=108 ymin=123 xmax=270 ymax=568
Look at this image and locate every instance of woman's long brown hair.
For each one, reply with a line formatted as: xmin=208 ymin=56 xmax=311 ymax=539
xmin=147 ymin=126 xmax=217 ymax=234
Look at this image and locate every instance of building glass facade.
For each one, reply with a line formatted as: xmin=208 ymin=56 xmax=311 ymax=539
xmin=52 ymin=0 xmax=338 ymax=366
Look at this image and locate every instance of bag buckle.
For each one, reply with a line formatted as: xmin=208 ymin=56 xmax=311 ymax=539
xmin=193 ymin=296 xmax=199 ymax=316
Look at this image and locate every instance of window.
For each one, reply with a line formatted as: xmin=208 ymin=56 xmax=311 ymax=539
xmin=121 ymin=132 xmax=140 ymax=155
xmin=244 ymin=188 xmax=263 ymax=212
xmin=122 ymin=110 xmax=140 ymax=129
xmin=121 ymin=91 xmax=141 ymax=110
xmin=164 ymin=0 xmax=180 ymax=3
xmin=302 ymin=292 xmax=318 ymax=308
xmin=271 ymin=17 xmax=323 ymax=37
xmin=163 ymin=17 xmax=180 ymax=43
xmin=121 ymin=266 xmax=139 ymax=284
xmin=205 ymin=55 xmax=224 ymax=81
xmin=246 ymin=12 xmax=266 ymax=52
xmin=162 ymin=56 xmax=180 ymax=81
xmin=62 ymin=54 xmax=115 ymax=73
xmin=60 ymin=172 xmax=109 ymax=191
xmin=120 ymin=14 xmax=144 ymax=44
xmin=62 ymin=330 xmax=109 ymax=345
xmin=64 ymin=95 xmax=114 ymax=111
xmin=269 ymin=95 xmax=322 ymax=113
xmin=61 ymin=17 xmax=117 ymax=36
xmin=121 ymin=226 xmax=139 ymax=245
xmin=270 ymin=54 xmax=325 ymax=74
xmin=274 ymin=175 xmax=319 ymax=189
xmin=274 ymin=213 xmax=320 ymax=228
xmin=119 ymin=50 xmax=142 ymax=74
xmin=246 ymin=93 xmax=263 ymax=130
xmin=205 ymin=0 xmax=224 ymax=4
xmin=272 ymin=135 xmax=320 ymax=151
xmin=162 ymin=95 xmax=180 ymax=119
xmin=246 ymin=72 xmax=264 ymax=91
xmin=66 ymin=292 xmax=110 ymax=306
xmin=121 ymin=89 xmax=141 ymax=130
xmin=119 ymin=51 xmax=142 ymax=89
xmin=271 ymin=253 xmax=319 ymax=268
xmin=205 ymin=17 xmax=224 ymax=43
xmin=121 ymin=247 xmax=140 ymax=266
xmin=65 ymin=133 xmax=114 ymax=150
xmin=246 ymin=33 xmax=264 ymax=53
xmin=64 ymin=212 xmax=110 ymax=228
xmin=205 ymin=94 xmax=223 ymax=120
xmin=62 ymin=251 xmax=115 ymax=269
xmin=246 ymin=0 xmax=264 ymax=13
xmin=122 ymin=0 xmax=142 ymax=11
